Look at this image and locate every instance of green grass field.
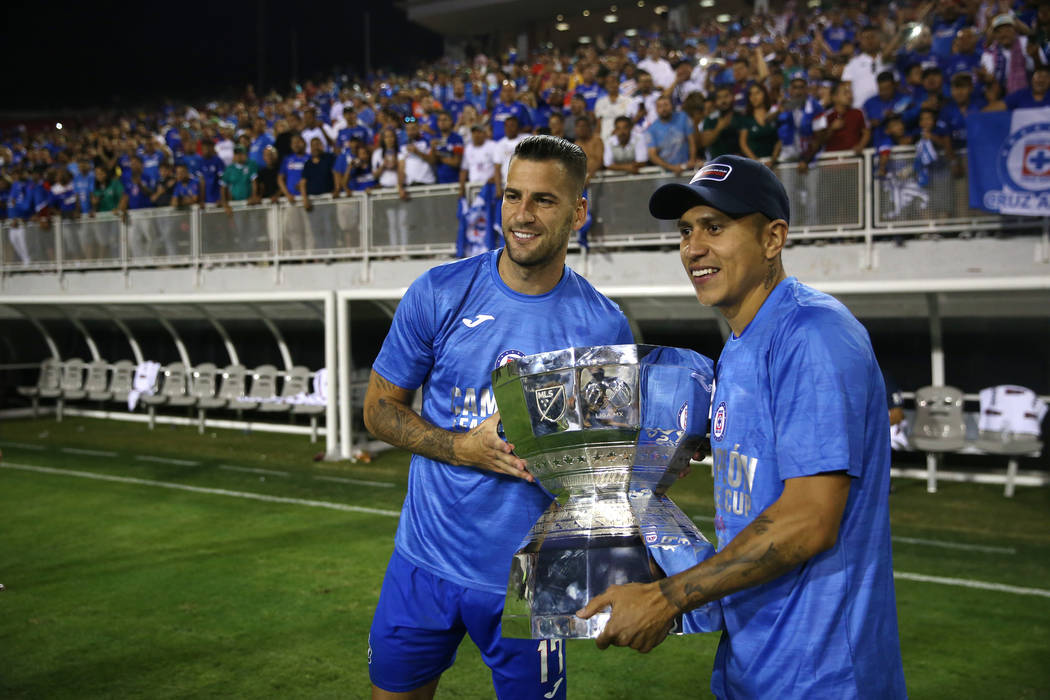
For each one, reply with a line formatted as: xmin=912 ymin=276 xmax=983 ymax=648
xmin=1 ymin=417 xmax=1049 ymax=699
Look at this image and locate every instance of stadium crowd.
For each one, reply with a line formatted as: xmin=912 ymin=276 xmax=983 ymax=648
xmin=1 ymin=0 xmax=1048 ymax=259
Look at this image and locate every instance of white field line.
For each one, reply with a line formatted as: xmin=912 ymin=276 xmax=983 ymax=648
xmin=0 ymin=441 xmax=45 ymax=450
xmin=134 ymin=455 xmax=200 ymax=467
xmin=891 ymin=536 xmax=1016 ymax=555
xmin=314 ymin=475 xmax=396 ymax=488
xmin=5 ymin=462 xmax=1045 ymax=597
xmin=60 ymin=447 xmax=119 ymax=458
xmin=691 ymin=515 xmax=715 ymax=523
xmin=0 ymin=462 xmax=400 ymax=518
xmin=219 ymin=465 xmax=290 ymax=477
xmin=894 ymin=572 xmax=1050 ymax=598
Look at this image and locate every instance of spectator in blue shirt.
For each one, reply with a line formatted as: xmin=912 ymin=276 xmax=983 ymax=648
xmin=177 ymin=134 xmax=203 ymax=181
xmin=863 ymin=71 xmax=912 ymax=145
xmin=122 ymin=156 xmax=156 ymax=211
xmin=336 ymin=111 xmax=372 ymax=152
xmin=646 ymin=95 xmax=696 ymax=175
xmin=939 ymin=72 xmax=985 ymax=151
xmin=1005 ymin=64 xmax=1050 ymax=108
xmin=940 ymin=27 xmax=982 ymax=82
xmin=431 ymin=111 xmax=464 ymax=184
xmin=446 ymin=78 xmax=472 ymax=123
xmin=248 ymin=118 xmax=274 ymax=168
xmin=930 ymin=6 xmax=970 ymax=59
xmin=138 ymin=140 xmax=166 ymax=182
xmin=278 ymin=134 xmax=309 ymax=205
xmin=822 ymin=8 xmax=856 ymax=53
xmin=573 ymin=64 xmax=606 ymax=111
xmin=198 ymin=140 xmax=225 ymax=206
xmin=490 ymin=81 xmax=532 ymax=140
xmin=123 ymin=156 xmax=157 ymax=258
xmin=173 ymin=164 xmax=201 ymax=208
xmin=72 ymin=156 xmax=95 ymax=215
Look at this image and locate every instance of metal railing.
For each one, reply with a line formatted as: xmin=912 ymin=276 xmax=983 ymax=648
xmin=2 ymin=148 xmax=1047 ymax=277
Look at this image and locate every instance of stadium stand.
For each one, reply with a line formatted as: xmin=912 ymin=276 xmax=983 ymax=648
xmin=1 ymin=1 xmax=1047 ymax=489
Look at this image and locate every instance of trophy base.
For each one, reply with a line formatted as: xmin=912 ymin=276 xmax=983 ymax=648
xmin=503 ymin=611 xmax=611 ymax=639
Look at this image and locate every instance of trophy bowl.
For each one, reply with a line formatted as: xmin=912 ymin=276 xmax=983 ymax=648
xmin=493 ymin=344 xmax=721 ymax=639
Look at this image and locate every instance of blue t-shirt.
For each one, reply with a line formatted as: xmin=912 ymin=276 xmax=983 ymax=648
xmin=446 ymin=97 xmax=471 ymax=123
xmin=862 ymin=92 xmax=913 ymax=143
xmin=430 ymin=131 xmax=465 ymax=184
xmin=173 ymin=179 xmax=200 ymax=203
xmin=708 ymin=278 xmax=906 ymax=700
xmin=7 ymin=180 xmax=32 ymax=219
xmin=51 ymin=185 xmax=79 ymax=213
xmin=939 ymin=97 xmax=985 ymax=147
xmin=336 ymin=125 xmax=373 ymax=152
xmin=249 ymin=132 xmax=275 ymax=167
xmin=279 ymin=153 xmax=309 ymax=193
xmin=199 ymin=155 xmax=225 ymax=203
xmin=823 ymin=24 xmax=855 ymax=53
xmin=72 ymin=171 xmax=95 ymax=213
xmin=371 ymin=249 xmax=634 ymax=594
xmin=177 ymin=152 xmax=203 ymax=179
xmin=139 ymin=150 xmax=164 ymax=181
xmin=125 ymin=176 xmax=155 ymax=210
xmin=574 ymin=81 xmax=606 ymax=111
xmin=939 ymin=51 xmax=980 ymax=80
xmin=490 ymin=101 xmax=532 ymax=140
xmin=646 ymin=112 xmax=693 ymax=165
xmin=1005 ymin=89 xmax=1050 ymax=110
xmin=930 ymin=16 xmax=968 ymax=58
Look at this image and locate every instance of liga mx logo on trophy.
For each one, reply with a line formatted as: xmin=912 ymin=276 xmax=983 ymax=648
xmin=492 ymin=344 xmax=724 ymax=640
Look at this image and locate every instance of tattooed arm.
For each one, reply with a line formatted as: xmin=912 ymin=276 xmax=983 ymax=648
xmin=362 ymin=370 xmax=533 ymax=482
xmin=577 ymin=472 xmax=850 ymax=652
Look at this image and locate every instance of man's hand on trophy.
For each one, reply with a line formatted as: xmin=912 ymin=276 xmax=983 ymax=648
xmin=453 ymin=412 xmax=534 ymax=483
xmin=576 ymin=582 xmax=678 ymax=653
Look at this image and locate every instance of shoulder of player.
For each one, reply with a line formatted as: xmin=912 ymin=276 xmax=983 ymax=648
xmin=560 ymin=266 xmax=626 ymax=313
xmin=418 ymin=250 xmax=493 ymax=291
xmin=769 ymin=282 xmax=869 ymax=352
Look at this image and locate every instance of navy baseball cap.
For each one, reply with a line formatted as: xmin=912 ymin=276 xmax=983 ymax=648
xmin=648 ymin=155 xmax=790 ymax=224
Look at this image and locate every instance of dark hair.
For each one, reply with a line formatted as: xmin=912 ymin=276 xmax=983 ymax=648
xmin=950 ymin=72 xmax=974 ymax=86
xmin=922 ymin=67 xmax=943 ymax=80
xmin=613 ymin=115 xmax=633 ymax=127
xmin=746 ymin=83 xmax=772 ymax=114
xmin=876 ymin=70 xmax=895 ymax=83
xmin=511 ymin=135 xmax=587 ymax=197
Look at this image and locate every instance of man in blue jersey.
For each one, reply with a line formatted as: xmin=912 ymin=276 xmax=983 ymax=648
xmin=364 ymin=135 xmax=633 ymax=700
xmin=579 ymin=154 xmax=907 ymax=699
xmin=491 ymin=81 xmax=533 ymax=141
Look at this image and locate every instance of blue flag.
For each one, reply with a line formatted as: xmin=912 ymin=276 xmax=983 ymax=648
xmin=967 ymin=107 xmax=1050 ymax=216
xmin=456 ymin=183 xmax=503 ymax=258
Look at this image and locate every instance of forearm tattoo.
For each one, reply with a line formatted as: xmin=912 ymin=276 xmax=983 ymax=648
xmin=658 ymin=515 xmax=795 ymax=614
xmin=365 ymin=374 xmax=457 ymax=464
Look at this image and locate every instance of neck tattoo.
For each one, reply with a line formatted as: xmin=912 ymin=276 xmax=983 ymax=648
xmin=763 ymin=259 xmax=778 ymax=290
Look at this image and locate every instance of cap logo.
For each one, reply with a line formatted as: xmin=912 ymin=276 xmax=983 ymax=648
xmin=691 ymin=163 xmax=732 ymax=183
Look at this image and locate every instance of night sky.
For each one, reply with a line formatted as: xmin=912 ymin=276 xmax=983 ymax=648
xmin=4 ymin=1 xmax=443 ymax=112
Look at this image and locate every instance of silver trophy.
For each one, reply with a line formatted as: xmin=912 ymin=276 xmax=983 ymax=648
xmin=493 ymin=344 xmax=722 ymax=639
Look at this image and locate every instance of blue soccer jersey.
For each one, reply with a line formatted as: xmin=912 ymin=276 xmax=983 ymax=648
xmin=280 ymin=153 xmax=308 ymax=193
xmin=371 ymin=249 xmax=633 ymax=594
xmin=708 ymin=278 xmax=906 ymax=700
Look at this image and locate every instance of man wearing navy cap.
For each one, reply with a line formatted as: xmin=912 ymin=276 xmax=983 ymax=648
xmin=579 ymin=155 xmax=907 ymax=699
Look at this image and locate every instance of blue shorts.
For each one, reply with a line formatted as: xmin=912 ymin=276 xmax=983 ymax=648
xmin=369 ymin=548 xmax=567 ymax=699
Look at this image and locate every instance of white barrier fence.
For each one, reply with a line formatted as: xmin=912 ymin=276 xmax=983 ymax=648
xmin=3 ymin=148 xmax=1047 ymax=276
